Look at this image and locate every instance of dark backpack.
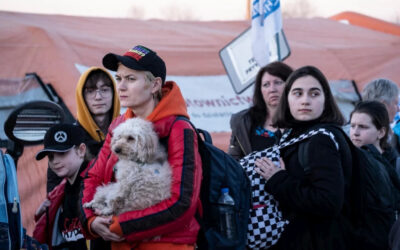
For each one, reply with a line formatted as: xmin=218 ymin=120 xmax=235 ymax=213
xmin=0 ymin=151 xmax=23 ymax=250
xmin=172 ymin=117 xmax=251 ymax=250
xmin=299 ymin=126 xmax=398 ymax=249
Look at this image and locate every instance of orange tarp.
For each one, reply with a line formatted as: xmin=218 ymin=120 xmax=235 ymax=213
xmin=331 ymin=11 xmax=400 ymax=36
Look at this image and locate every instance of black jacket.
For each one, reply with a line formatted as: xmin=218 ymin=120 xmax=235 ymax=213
xmin=359 ymin=145 xmax=398 ymax=250
xmin=266 ymin=124 xmax=353 ymax=250
xmin=383 ymin=145 xmax=399 ymax=168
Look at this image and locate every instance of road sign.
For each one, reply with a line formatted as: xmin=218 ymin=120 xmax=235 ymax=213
xmin=219 ymin=28 xmax=290 ymax=94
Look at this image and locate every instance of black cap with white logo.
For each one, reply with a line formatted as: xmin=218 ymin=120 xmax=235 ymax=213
xmin=35 ymin=124 xmax=86 ymax=160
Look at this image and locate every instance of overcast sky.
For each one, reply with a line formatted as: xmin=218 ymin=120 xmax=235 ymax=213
xmin=0 ymin=0 xmax=399 ymax=23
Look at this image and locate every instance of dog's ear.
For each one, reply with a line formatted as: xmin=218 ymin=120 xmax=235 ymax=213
xmin=138 ymin=132 xmax=158 ymax=162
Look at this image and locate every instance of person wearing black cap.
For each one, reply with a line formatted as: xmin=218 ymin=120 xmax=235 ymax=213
xmin=33 ymin=124 xmax=89 ymax=250
xmin=46 ymin=67 xmax=121 ymax=194
xmin=79 ymin=45 xmax=202 ymax=250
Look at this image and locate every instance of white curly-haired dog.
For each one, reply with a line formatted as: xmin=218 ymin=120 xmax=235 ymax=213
xmin=83 ymin=117 xmax=172 ymax=215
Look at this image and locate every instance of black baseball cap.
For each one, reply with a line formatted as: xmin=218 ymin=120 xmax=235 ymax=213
xmin=36 ymin=124 xmax=86 ymax=160
xmin=102 ymin=45 xmax=166 ymax=83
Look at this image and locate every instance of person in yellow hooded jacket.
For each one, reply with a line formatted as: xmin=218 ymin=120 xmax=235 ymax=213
xmin=46 ymin=67 xmax=120 ymax=192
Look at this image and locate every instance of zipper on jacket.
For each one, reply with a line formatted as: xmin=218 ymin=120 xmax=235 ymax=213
xmin=12 ymin=197 xmax=18 ymax=213
xmin=235 ymin=135 xmax=247 ymax=156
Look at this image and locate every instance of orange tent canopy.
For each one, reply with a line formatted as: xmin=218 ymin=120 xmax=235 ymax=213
xmin=331 ymin=11 xmax=400 ymax=36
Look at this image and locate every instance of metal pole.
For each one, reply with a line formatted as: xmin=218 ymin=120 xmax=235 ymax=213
xmin=276 ymin=30 xmax=281 ymax=60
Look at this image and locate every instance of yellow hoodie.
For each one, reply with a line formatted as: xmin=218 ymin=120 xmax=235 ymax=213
xmin=75 ymin=66 xmax=120 ymax=142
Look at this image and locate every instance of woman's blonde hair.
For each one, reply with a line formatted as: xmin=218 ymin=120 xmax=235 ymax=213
xmin=145 ymin=71 xmax=162 ymax=101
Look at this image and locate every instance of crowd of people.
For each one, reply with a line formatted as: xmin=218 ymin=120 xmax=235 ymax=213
xmin=30 ymin=44 xmax=400 ymax=250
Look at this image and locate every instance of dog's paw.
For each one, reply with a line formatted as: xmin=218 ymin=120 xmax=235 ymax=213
xmin=84 ymin=200 xmax=107 ymax=212
xmin=98 ymin=207 xmax=114 ymax=216
xmin=87 ymin=203 xmax=113 ymax=216
xmin=92 ymin=201 xmax=114 ymax=216
xmin=88 ymin=200 xmax=114 ymax=216
xmin=83 ymin=201 xmax=94 ymax=209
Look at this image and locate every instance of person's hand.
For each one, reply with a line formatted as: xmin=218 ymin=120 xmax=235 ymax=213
xmin=91 ymin=216 xmax=125 ymax=242
xmin=255 ymin=157 xmax=285 ymax=180
xmin=35 ymin=199 xmax=51 ymax=217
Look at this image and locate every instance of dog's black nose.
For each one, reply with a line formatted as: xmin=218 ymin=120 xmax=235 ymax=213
xmin=114 ymin=147 xmax=121 ymax=154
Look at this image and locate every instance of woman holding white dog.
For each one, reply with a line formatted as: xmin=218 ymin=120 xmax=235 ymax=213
xmin=79 ymin=45 xmax=202 ymax=250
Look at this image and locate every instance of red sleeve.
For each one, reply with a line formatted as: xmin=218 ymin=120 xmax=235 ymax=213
xmin=109 ymin=120 xmax=202 ymax=242
xmin=79 ymin=123 xmax=117 ymax=232
xmin=33 ymin=182 xmax=66 ymax=244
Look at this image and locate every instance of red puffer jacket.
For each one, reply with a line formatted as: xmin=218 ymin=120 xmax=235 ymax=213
xmin=33 ymin=162 xmax=91 ymax=249
xmin=33 ymin=179 xmax=66 ymax=246
xmin=79 ymin=81 xmax=202 ymax=247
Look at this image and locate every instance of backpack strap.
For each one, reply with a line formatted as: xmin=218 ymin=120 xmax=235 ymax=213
xmin=241 ymin=127 xmax=339 ymax=173
xmin=279 ymin=127 xmax=338 ymax=151
xmin=282 ymin=127 xmax=338 ymax=172
xmin=172 ymin=116 xmax=210 ymax=142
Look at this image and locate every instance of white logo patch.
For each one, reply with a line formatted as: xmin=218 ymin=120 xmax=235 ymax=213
xmin=54 ymin=131 xmax=67 ymax=143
